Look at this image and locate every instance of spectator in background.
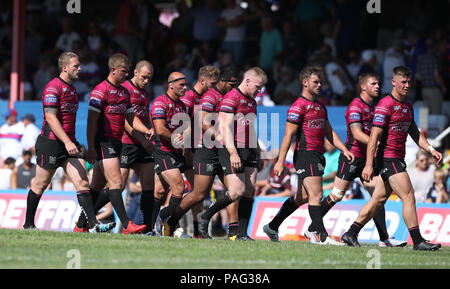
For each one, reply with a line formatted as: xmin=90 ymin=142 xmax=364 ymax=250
xmin=273 ymin=65 xmax=300 ymax=105
xmin=11 ymin=150 xmax=35 ymax=189
xmin=259 ymin=16 xmax=283 ymax=72
xmin=409 ymin=150 xmax=435 ymax=203
xmin=258 ymin=157 xmax=292 ymax=198
xmin=213 ymin=50 xmax=236 ymax=70
xmin=381 ymin=40 xmax=406 ymax=95
xmin=126 ymin=170 xmax=144 ymax=225
xmin=84 ymin=20 xmax=106 ymax=60
xmin=21 ymin=113 xmax=40 ymax=155
xmin=322 ymin=140 xmax=340 ymax=198
xmin=333 ymin=0 xmax=361 ymax=57
xmin=426 ymin=169 xmax=449 ymax=203
xmin=0 ymin=109 xmax=25 ymax=163
xmin=114 ymin=0 xmax=145 ymax=63
xmin=323 ymin=44 xmax=354 ymax=105
xmin=294 ymin=0 xmax=331 ymax=51
xmin=55 ymin=18 xmax=81 ymax=52
xmin=0 ymin=157 xmax=15 ymax=189
xmin=415 ymin=38 xmax=447 ymax=114
xmin=170 ymin=0 xmax=193 ymax=48
xmin=357 ymin=49 xmax=377 ymax=83
xmin=191 ymin=0 xmax=221 ymax=47
xmin=219 ymin=0 xmax=245 ymax=66
xmin=33 ymin=56 xmax=57 ymax=100
xmin=345 ymin=49 xmax=362 ymax=84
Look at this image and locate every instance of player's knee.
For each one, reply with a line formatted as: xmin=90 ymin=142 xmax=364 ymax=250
xmin=330 ymin=187 xmax=345 ymax=202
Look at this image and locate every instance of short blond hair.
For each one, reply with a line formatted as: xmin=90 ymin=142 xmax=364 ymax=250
xmin=392 ymin=66 xmax=411 ymax=78
xmin=135 ymin=60 xmax=153 ymax=72
xmin=198 ymin=65 xmax=219 ymax=80
xmin=244 ymin=67 xmax=267 ymax=85
xmin=108 ymin=53 xmax=131 ymax=70
xmin=58 ymin=52 xmax=78 ymax=71
xmin=434 ymin=169 xmax=446 ymax=180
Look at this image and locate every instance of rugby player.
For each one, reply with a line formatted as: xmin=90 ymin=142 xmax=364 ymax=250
xmin=303 ymin=73 xmax=406 ymax=247
xmin=341 ymin=66 xmax=442 ymax=251
xmin=86 ymin=53 xmax=152 ymax=234
xmin=23 ymin=52 xmax=110 ymax=233
xmin=263 ymin=66 xmax=353 ymax=245
xmin=150 ymin=72 xmax=189 ymax=234
xmin=164 ymin=66 xmax=239 ymax=238
xmin=197 ymin=67 xmax=267 ymax=241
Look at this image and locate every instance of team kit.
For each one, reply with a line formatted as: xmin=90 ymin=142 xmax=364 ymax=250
xmin=22 ymin=52 xmax=443 ymax=251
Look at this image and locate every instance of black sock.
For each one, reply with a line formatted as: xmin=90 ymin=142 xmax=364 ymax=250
xmin=348 ymin=221 xmax=363 ymax=236
xmin=202 ymin=192 xmax=234 ymax=220
xmin=24 ymin=190 xmax=41 ymax=227
xmin=140 ymin=190 xmax=154 ymax=230
xmin=160 ymin=195 xmax=182 ymax=222
xmin=268 ymin=197 xmax=298 ymax=231
xmin=308 ymin=205 xmax=328 ymax=241
xmin=228 ymin=222 xmax=239 ymax=237
xmin=408 ymin=226 xmax=425 ymax=244
xmin=150 ymin=198 xmax=162 ymax=230
xmin=77 ymin=188 xmax=109 ymax=228
xmin=107 ymin=188 xmax=129 ymax=228
xmin=308 ymin=195 xmax=336 ymax=232
xmin=76 ymin=190 xmax=97 ymax=229
xmin=373 ymin=206 xmax=389 ymax=241
xmin=237 ymin=197 xmax=254 ymax=238
xmin=193 ymin=220 xmax=199 ymax=236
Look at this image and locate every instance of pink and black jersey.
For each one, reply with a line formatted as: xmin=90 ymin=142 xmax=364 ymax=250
xmin=150 ymin=94 xmax=187 ymax=153
xmin=120 ymin=80 xmax=151 ymax=145
xmin=286 ymin=96 xmax=328 ymax=154
xmin=372 ymin=94 xmax=414 ymax=159
xmin=41 ymin=77 xmax=79 ymax=142
xmin=180 ymin=89 xmax=202 ymax=118
xmin=344 ymin=97 xmax=374 ymax=158
xmin=219 ymin=88 xmax=257 ymax=148
xmin=88 ymin=79 xmax=132 ymax=140
xmin=198 ymin=87 xmax=225 ymax=148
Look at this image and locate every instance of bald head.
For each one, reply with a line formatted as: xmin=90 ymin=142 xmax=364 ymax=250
xmin=168 ymin=72 xmax=186 ymax=84
xmin=167 ymin=72 xmax=187 ymax=99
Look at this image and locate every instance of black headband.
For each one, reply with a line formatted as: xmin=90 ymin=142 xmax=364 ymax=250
xmin=168 ymin=77 xmax=186 ymax=84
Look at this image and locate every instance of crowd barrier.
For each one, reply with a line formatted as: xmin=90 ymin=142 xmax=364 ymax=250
xmin=1 ymin=190 xmax=448 ymax=246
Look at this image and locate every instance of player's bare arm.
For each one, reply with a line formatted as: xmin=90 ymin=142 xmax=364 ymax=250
xmin=349 ymin=122 xmax=370 ymax=145
xmin=362 ymin=126 xmax=383 ymax=182
xmin=45 ymin=107 xmax=78 ymax=155
xmin=273 ymin=122 xmax=298 ymax=177
xmin=125 ymin=111 xmax=152 ymax=139
xmin=408 ymin=121 xmax=443 ymax=165
xmin=219 ymin=111 xmax=241 ymax=171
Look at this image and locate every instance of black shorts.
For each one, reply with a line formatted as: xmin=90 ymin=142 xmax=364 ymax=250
xmin=95 ymin=136 xmax=122 ymax=161
xmin=335 ymin=155 xmax=364 ymax=181
xmin=153 ymin=149 xmax=186 ymax=174
xmin=218 ymin=148 xmax=259 ymax=175
xmin=35 ymin=135 xmax=84 ymax=169
xmin=378 ymin=158 xmax=407 ymax=181
xmin=119 ymin=143 xmax=154 ymax=169
xmin=194 ymin=147 xmax=223 ymax=176
xmin=293 ymin=150 xmax=326 ymax=179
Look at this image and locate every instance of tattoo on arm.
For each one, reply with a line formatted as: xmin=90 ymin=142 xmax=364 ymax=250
xmin=45 ymin=107 xmax=58 ymax=115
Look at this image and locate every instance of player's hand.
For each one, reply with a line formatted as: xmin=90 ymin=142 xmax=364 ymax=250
xmin=172 ymin=133 xmax=184 ymax=149
xmin=361 ymin=164 xmax=373 ymax=183
xmin=230 ymin=150 xmax=242 ymax=171
xmin=145 ymin=128 xmax=155 ymax=141
xmin=273 ymin=160 xmax=285 ymax=177
xmin=431 ymin=150 xmax=443 ymax=166
xmin=87 ymin=148 xmax=97 ymax=164
xmin=64 ymin=141 xmax=79 ymax=156
xmin=343 ymin=149 xmax=355 ymax=163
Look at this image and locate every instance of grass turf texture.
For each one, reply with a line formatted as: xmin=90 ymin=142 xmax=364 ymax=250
xmin=1 ymin=229 xmax=449 ymax=269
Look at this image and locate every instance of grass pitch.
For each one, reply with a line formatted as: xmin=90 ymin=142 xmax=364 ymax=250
xmin=1 ymin=229 xmax=449 ymax=269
